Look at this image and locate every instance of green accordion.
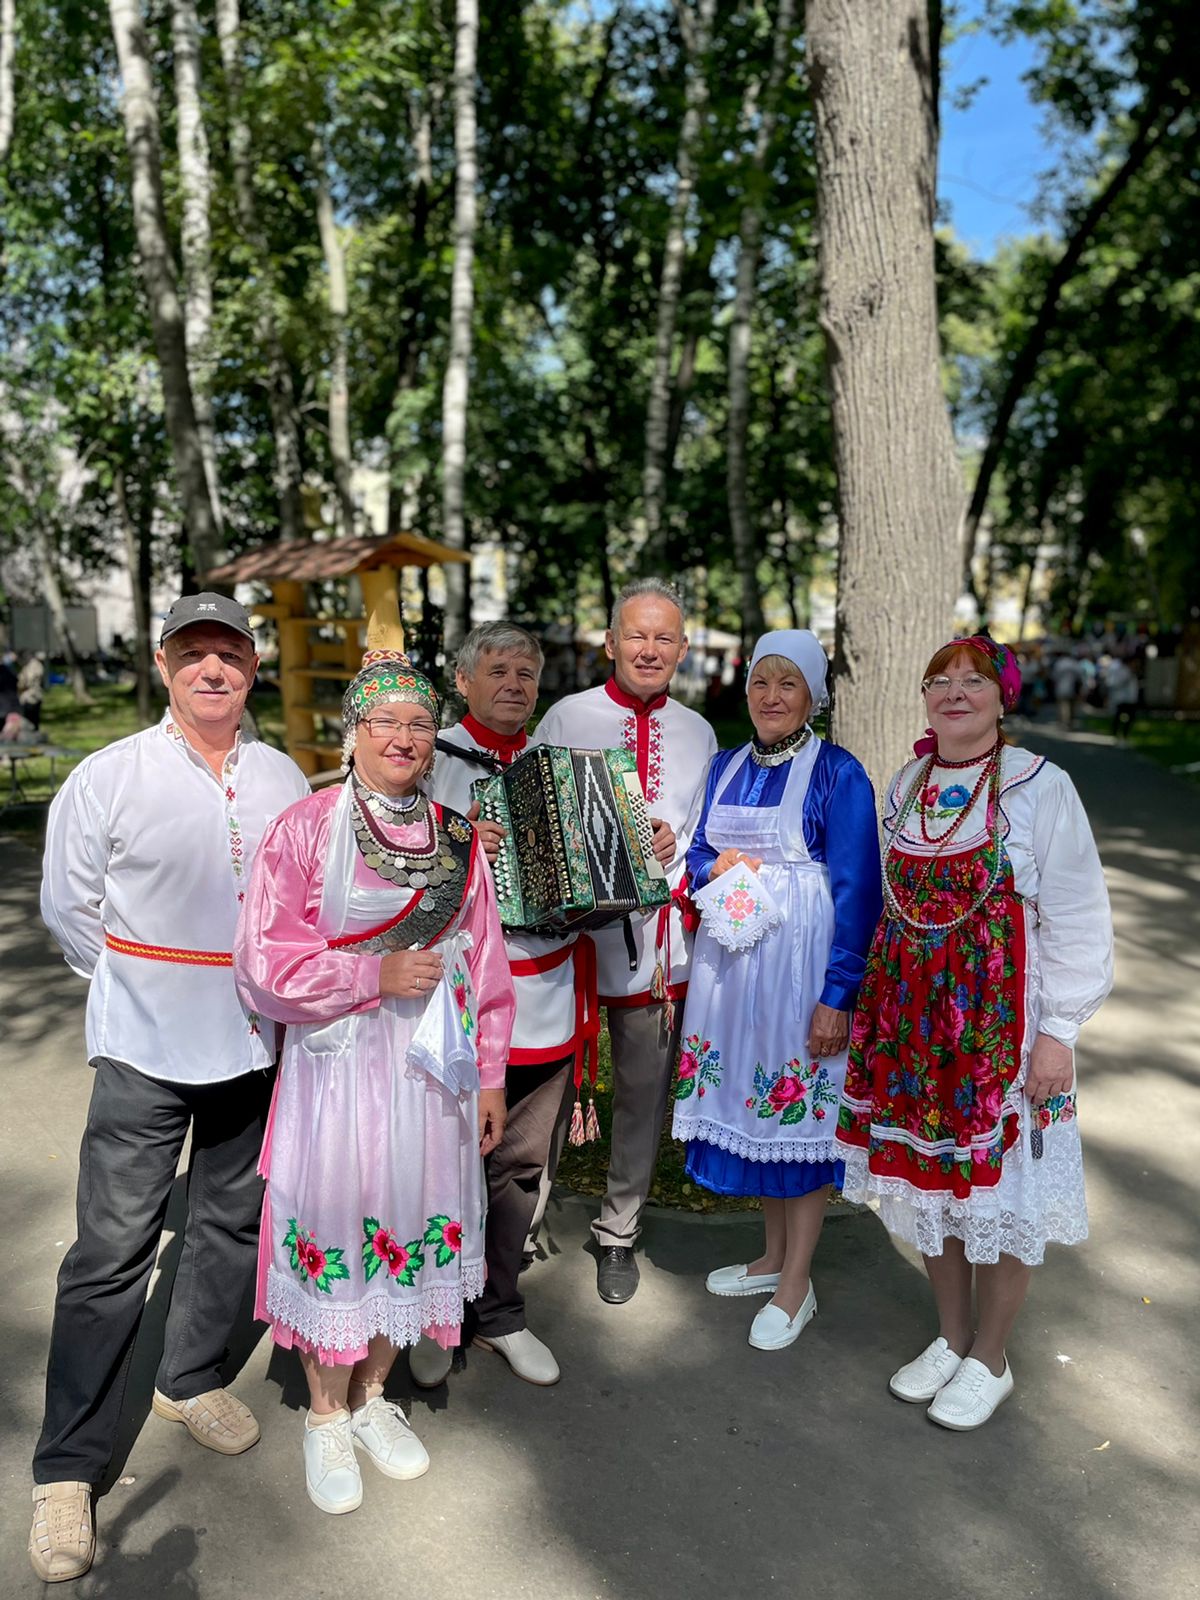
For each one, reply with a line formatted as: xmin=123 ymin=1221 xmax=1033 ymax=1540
xmin=472 ymin=745 xmax=669 ymax=934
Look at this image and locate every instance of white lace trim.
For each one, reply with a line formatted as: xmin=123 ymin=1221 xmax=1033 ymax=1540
xmin=265 ymin=1262 xmax=485 ymax=1352
xmin=677 ymin=1118 xmax=841 ymax=1165
xmin=837 ymin=1144 xmax=1086 ymax=1267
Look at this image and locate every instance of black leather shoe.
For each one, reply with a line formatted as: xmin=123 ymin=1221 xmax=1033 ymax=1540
xmin=597 ymin=1246 xmax=640 ymax=1304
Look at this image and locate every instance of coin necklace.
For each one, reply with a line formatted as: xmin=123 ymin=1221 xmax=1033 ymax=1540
xmin=750 ymin=723 xmax=812 ymax=768
xmin=350 ymin=781 xmax=460 ymax=890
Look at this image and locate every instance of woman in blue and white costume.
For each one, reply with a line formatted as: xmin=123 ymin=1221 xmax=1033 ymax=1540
xmin=673 ymin=630 xmax=881 ymax=1350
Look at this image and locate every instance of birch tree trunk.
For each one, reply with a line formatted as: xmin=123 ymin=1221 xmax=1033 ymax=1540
xmin=30 ymin=521 xmax=93 ymax=705
xmin=314 ymin=140 xmax=355 ymax=537
xmin=640 ymin=0 xmax=715 ymax=569
xmin=727 ymin=0 xmax=797 ymax=652
xmin=806 ymin=0 xmax=963 ymax=798
xmin=109 ymin=0 xmax=221 ymax=581
xmin=114 ymin=464 xmax=155 ymax=724
xmin=0 ymin=0 xmax=15 ymax=163
xmin=214 ymin=0 xmax=304 ymax=541
xmin=171 ymin=0 xmax=222 ymax=538
xmin=440 ymin=0 xmax=478 ymax=654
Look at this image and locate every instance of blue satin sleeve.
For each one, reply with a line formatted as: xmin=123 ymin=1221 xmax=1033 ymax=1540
xmin=802 ymin=745 xmax=883 ymax=1011
xmin=685 ymin=747 xmax=742 ymax=890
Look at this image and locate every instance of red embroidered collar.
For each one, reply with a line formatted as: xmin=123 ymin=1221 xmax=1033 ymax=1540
xmin=461 ymin=713 xmax=527 ymax=764
xmin=604 ymin=678 xmax=668 ymax=718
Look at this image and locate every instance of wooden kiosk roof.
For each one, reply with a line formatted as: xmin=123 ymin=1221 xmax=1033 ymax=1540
xmin=205 ymin=530 xmax=470 ymax=585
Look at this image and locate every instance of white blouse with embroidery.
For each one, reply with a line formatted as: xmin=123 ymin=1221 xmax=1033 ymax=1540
xmin=884 ymin=745 xmax=1114 ymax=1047
xmin=41 ymin=713 xmax=310 ymax=1084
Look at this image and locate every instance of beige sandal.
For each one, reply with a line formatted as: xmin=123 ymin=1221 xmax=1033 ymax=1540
xmin=29 ymin=1481 xmax=95 ymax=1583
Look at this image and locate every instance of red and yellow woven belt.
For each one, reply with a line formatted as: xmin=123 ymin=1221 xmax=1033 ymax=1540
xmin=104 ymin=933 xmax=233 ymax=968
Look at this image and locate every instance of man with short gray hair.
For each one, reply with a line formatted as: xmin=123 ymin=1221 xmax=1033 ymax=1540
xmin=534 ymin=580 xmax=717 ymax=1303
xmin=416 ymin=620 xmax=576 ymax=1387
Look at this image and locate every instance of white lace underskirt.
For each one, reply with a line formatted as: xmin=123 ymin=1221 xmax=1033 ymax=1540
xmin=677 ymin=1115 xmax=841 ymax=1165
xmin=265 ymin=1260 xmax=485 ymax=1353
xmin=838 ymin=1130 xmax=1087 ymax=1267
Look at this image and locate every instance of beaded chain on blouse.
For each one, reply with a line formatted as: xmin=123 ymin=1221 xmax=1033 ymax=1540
xmin=883 ymin=741 xmax=1005 ymax=934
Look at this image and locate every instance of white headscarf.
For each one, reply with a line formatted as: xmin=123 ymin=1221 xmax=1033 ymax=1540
xmin=747 ymin=629 xmax=829 ymax=711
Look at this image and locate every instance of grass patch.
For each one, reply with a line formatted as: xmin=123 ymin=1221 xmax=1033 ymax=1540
xmin=1082 ymin=712 xmax=1200 ymax=785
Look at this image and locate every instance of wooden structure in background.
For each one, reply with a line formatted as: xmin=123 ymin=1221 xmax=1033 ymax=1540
xmin=207 ymin=531 xmax=469 ymax=777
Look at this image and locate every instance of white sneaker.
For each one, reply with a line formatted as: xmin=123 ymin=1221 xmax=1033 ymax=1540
xmin=350 ymin=1396 xmax=430 ymax=1480
xmin=473 ymin=1328 xmax=561 ymax=1385
xmin=408 ymin=1335 xmax=454 ymax=1389
xmin=303 ymin=1412 xmax=363 ymax=1514
xmin=889 ymin=1337 xmax=964 ymax=1403
xmin=927 ymin=1357 xmax=1014 ymax=1430
xmin=748 ymin=1283 xmax=817 ymax=1350
xmin=705 ymin=1263 xmax=782 ymax=1297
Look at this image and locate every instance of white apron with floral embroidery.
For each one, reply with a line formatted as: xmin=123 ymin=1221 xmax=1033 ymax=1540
xmin=672 ymin=737 xmax=843 ymax=1164
xmin=260 ymin=783 xmax=485 ymax=1362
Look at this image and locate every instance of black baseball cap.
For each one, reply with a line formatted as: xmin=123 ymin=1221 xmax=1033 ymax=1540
xmin=160 ymin=592 xmax=256 ymax=646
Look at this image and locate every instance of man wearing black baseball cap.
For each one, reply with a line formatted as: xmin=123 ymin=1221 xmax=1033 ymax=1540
xmin=30 ymin=592 xmax=310 ymax=1582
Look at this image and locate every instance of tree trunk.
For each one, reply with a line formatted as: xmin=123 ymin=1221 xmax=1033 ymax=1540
xmin=114 ymin=463 xmax=155 ymax=724
xmin=170 ymin=0 xmax=223 ymax=538
xmin=0 ymin=0 xmax=14 ymax=164
xmin=314 ymin=138 xmax=355 ymax=537
xmin=806 ymin=0 xmax=963 ymax=796
xmin=387 ymin=91 xmax=437 ymax=535
xmin=641 ymin=0 xmax=716 ymax=569
xmin=727 ymin=0 xmax=797 ymax=653
xmin=108 ymin=0 xmax=221 ymax=583
xmin=214 ymin=0 xmax=304 ymax=541
xmin=440 ymin=0 xmax=479 ymax=655
xmin=30 ymin=522 xmax=93 ymax=705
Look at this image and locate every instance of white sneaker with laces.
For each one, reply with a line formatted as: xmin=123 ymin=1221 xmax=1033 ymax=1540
xmin=350 ymin=1396 xmax=430 ymax=1480
xmin=889 ymin=1337 xmax=964 ymax=1403
xmin=303 ymin=1411 xmax=363 ymax=1514
xmin=927 ymin=1356 xmax=1014 ymax=1430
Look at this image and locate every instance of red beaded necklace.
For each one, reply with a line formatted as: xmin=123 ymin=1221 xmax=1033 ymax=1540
xmin=917 ymin=739 xmax=1000 ymax=847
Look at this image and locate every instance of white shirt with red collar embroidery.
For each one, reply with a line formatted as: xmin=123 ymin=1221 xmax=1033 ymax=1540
xmin=532 ymin=680 xmax=717 ymax=1005
xmin=433 ymin=717 xmax=580 ymax=1064
xmin=41 ymin=713 xmax=310 ymax=1084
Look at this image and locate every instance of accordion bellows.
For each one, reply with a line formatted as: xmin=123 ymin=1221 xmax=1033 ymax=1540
xmin=472 ymin=745 xmax=669 ymax=933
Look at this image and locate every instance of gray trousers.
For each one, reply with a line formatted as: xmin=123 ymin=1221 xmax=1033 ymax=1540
xmin=469 ymin=1055 xmax=574 ymax=1340
xmin=592 ymin=1002 xmax=683 ymax=1249
xmin=33 ymin=1056 xmax=272 ymax=1485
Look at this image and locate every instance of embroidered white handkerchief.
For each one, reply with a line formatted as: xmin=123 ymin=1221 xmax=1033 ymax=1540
xmin=693 ymin=865 xmax=783 ymax=952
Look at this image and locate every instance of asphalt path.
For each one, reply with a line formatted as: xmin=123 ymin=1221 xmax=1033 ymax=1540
xmin=1 ymin=722 xmax=1195 ymax=1599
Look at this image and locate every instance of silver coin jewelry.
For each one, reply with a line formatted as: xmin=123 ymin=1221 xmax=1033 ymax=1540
xmin=750 ymin=723 xmax=813 ymax=768
xmin=350 ymin=780 xmax=461 ymax=889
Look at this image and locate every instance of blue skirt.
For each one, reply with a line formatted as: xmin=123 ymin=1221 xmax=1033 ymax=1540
xmin=685 ymin=1141 xmax=845 ymax=1200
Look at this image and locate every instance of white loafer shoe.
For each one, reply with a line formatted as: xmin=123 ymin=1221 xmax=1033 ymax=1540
xmin=350 ymin=1396 xmax=430 ymax=1480
xmin=889 ymin=1337 xmax=964 ymax=1403
xmin=473 ymin=1328 xmax=561 ymax=1386
xmin=408 ymin=1335 xmax=454 ymax=1389
xmin=927 ymin=1357 xmax=1014 ymax=1430
xmin=706 ymin=1263 xmax=782 ymax=1297
xmin=748 ymin=1284 xmax=817 ymax=1350
xmin=303 ymin=1412 xmax=363 ymax=1515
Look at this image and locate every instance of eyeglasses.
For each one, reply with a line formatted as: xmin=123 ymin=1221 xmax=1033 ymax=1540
xmin=922 ymin=675 xmax=992 ymax=696
xmin=361 ymin=717 xmax=438 ymax=742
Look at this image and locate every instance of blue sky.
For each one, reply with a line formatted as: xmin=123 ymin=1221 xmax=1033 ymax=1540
xmin=939 ymin=14 xmax=1051 ymax=258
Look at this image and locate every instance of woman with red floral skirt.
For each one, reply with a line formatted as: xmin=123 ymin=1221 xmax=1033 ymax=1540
xmin=837 ymin=636 xmax=1113 ymax=1430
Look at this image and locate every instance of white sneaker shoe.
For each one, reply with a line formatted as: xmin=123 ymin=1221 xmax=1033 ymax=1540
xmin=303 ymin=1411 xmax=363 ymax=1515
xmin=889 ymin=1337 xmax=964 ymax=1403
xmin=748 ymin=1283 xmax=817 ymax=1350
xmin=927 ymin=1357 xmax=1014 ymax=1430
xmin=350 ymin=1397 xmax=430 ymax=1480
xmin=408 ymin=1335 xmax=454 ymax=1389
xmin=473 ymin=1328 xmax=561 ymax=1385
xmin=705 ymin=1263 xmax=782 ymax=1297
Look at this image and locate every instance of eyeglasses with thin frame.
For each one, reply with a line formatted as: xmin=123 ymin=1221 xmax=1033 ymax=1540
xmin=922 ymin=674 xmax=993 ymax=696
xmin=361 ymin=716 xmax=438 ymax=742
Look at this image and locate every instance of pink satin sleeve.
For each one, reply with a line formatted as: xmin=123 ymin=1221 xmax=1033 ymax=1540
xmin=233 ymin=796 xmax=384 ymax=1025
xmin=460 ymin=850 xmax=516 ymax=1089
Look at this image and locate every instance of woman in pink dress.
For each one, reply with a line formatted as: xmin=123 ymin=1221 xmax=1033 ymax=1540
xmin=235 ymin=651 xmax=514 ymax=1514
